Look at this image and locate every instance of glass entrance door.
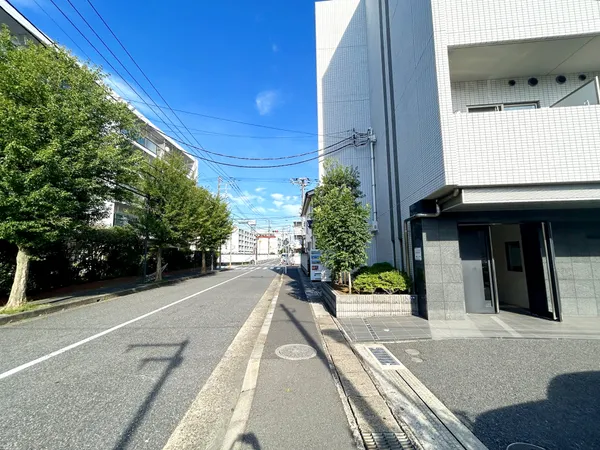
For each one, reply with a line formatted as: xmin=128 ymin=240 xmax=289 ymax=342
xmin=459 ymin=226 xmax=496 ymax=314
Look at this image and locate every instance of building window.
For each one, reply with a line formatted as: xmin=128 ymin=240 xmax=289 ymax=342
xmin=136 ymin=137 xmax=158 ymax=154
xmin=467 ymin=102 xmax=539 ymax=113
xmin=505 ymin=241 xmax=523 ymax=272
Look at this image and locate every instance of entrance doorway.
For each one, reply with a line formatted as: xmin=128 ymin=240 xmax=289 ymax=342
xmin=458 ymin=223 xmax=560 ymax=320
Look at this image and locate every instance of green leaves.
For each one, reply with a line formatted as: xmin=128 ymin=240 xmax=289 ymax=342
xmin=0 ymin=27 xmax=141 ymax=251
xmin=134 ymin=152 xmax=232 ymax=253
xmin=311 ymin=162 xmax=372 ymax=279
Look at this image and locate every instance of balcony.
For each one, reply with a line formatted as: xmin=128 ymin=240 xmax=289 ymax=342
xmin=447 ymin=102 xmax=600 ymax=187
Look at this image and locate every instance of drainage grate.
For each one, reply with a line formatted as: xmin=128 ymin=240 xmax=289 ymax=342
xmin=363 ymin=431 xmax=414 ymax=450
xmin=369 ymin=346 xmax=402 ymax=368
xmin=362 ymin=318 xmax=380 ymax=341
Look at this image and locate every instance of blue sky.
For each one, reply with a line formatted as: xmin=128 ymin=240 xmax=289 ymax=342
xmin=12 ymin=0 xmax=320 ymax=231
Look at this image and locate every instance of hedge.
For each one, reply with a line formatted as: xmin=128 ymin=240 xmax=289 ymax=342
xmin=0 ymin=226 xmax=209 ymax=301
xmin=353 ymin=263 xmax=411 ymax=294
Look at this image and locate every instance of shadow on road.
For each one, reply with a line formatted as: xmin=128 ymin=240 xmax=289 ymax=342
xmin=462 ymin=371 xmax=600 ymax=450
xmin=237 ymin=432 xmax=262 ymax=449
xmin=113 ymin=340 xmax=189 ymax=450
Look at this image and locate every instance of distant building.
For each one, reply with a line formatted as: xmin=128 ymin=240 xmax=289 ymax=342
xmin=256 ymin=234 xmax=277 ymax=257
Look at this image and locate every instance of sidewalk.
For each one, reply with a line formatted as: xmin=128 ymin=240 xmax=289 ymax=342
xmin=237 ymin=269 xmax=357 ymax=449
xmin=0 ymin=267 xmax=215 ymax=324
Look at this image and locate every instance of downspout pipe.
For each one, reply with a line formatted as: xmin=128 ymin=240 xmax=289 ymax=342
xmin=368 ymin=128 xmax=378 ymax=230
xmin=403 ymin=189 xmax=460 ymax=282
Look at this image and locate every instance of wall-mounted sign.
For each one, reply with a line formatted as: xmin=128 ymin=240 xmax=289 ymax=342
xmin=414 ymin=247 xmax=422 ymax=262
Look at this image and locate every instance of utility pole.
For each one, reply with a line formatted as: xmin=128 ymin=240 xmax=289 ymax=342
xmin=290 ymin=177 xmax=311 ymax=206
xmin=217 ymin=176 xmax=222 ymax=197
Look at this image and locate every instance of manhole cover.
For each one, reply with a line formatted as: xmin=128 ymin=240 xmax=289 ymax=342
xmin=275 ymin=344 xmax=316 ymax=360
xmin=507 ymin=444 xmax=547 ymax=450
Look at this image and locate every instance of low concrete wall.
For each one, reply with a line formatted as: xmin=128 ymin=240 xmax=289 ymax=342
xmin=321 ymin=283 xmax=418 ymax=318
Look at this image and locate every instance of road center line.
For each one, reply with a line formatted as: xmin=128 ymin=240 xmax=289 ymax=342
xmin=0 ymin=269 xmax=259 ymax=381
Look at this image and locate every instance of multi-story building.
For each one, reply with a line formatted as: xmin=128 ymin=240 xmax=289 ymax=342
xmin=256 ymin=234 xmax=277 ymax=257
xmin=316 ymin=0 xmax=600 ymax=321
xmin=0 ymin=0 xmax=198 ymax=228
xmin=221 ymin=226 xmax=255 ymax=257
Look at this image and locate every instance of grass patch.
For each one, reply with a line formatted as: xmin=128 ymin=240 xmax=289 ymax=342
xmin=0 ymin=303 xmax=50 ymax=315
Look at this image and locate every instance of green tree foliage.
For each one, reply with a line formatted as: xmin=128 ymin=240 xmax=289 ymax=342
xmin=135 ymin=152 xmax=198 ymax=280
xmin=312 ymin=161 xmax=372 ymax=293
xmin=190 ymin=192 xmax=233 ymax=272
xmin=0 ymin=28 xmax=141 ymax=307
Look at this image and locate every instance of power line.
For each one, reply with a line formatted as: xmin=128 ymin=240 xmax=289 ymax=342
xmin=81 ymin=0 xmax=235 ymax=183
xmin=125 ymin=98 xmax=350 ymax=137
xmin=45 ymin=0 xmax=192 ymax=151
xmin=154 ymin=139 xmax=368 ymax=169
xmin=156 ymin=132 xmax=353 ymax=161
xmin=142 ymin=118 xmax=319 ymax=140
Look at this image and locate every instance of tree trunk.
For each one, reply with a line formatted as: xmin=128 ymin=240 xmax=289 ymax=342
xmin=6 ymin=247 xmax=31 ymax=308
xmin=210 ymin=251 xmax=214 ymax=271
xmin=348 ymin=272 xmax=352 ymax=295
xmin=201 ymin=251 xmax=207 ymax=274
xmin=155 ymin=246 xmax=163 ymax=281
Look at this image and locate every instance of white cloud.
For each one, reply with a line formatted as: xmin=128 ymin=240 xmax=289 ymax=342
xmin=272 ymin=44 xmax=279 ymax=53
xmin=271 ymin=193 xmax=284 ymax=201
xmin=255 ymin=187 xmax=266 ymax=193
xmin=228 ymin=191 xmax=265 ymax=206
xmin=268 ymin=208 xmax=279 ymax=213
xmin=273 ymin=200 xmax=284 ymax=208
xmin=282 ymin=204 xmax=301 ymax=215
xmin=254 ymin=206 xmax=267 ymax=213
xmin=255 ymin=90 xmax=281 ymax=116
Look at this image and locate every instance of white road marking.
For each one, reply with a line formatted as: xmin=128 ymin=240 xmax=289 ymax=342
xmin=220 ymin=275 xmax=283 ymax=450
xmin=0 ymin=269 xmax=259 ymax=381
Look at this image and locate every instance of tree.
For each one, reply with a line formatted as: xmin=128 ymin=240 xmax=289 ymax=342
xmin=312 ymin=161 xmax=371 ymax=293
xmin=0 ymin=28 xmax=141 ymax=308
xmin=189 ymin=189 xmax=233 ymax=273
xmin=135 ymin=151 xmax=198 ymax=281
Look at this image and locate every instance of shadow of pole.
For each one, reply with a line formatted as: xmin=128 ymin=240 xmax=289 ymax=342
xmin=112 ymin=340 xmax=189 ymax=450
xmin=236 ymin=432 xmax=262 ymax=450
xmin=279 ymin=268 xmax=396 ymax=438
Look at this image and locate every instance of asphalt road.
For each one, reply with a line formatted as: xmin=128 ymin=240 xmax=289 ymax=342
xmin=0 ymin=262 xmax=280 ymax=450
xmin=387 ymin=339 xmax=600 ymax=450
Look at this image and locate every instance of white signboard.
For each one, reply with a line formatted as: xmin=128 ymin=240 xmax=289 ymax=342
xmin=310 ymin=250 xmax=330 ymax=282
xmin=414 ymin=248 xmax=422 ymax=261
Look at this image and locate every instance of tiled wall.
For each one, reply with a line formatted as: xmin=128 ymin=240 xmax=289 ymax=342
xmin=552 ymin=222 xmax=600 ymax=317
xmin=388 ymin=0 xmax=446 ymax=222
xmin=421 ymin=218 xmax=466 ymax=320
xmin=315 ymin=0 xmax=376 ymax=263
xmin=441 ymin=0 xmax=600 ymax=46
xmin=451 ymin=72 xmax=600 ymax=112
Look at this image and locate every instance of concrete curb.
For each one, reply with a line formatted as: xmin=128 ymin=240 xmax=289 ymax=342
xmin=0 ymin=271 xmax=216 ymax=326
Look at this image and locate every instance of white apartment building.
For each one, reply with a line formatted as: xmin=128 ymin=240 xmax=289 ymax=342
xmin=221 ymin=226 xmax=255 ymax=257
xmin=256 ymin=234 xmax=277 ymax=256
xmin=0 ymin=0 xmax=199 ymax=228
xmin=316 ymin=0 xmax=600 ymax=322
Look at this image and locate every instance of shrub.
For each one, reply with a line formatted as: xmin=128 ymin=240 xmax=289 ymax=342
xmin=353 ymin=263 xmax=411 ymax=294
xmin=353 ymin=273 xmax=378 ymax=294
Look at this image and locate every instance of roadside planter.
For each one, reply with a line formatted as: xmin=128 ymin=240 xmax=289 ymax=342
xmin=320 ymin=282 xmax=418 ymax=318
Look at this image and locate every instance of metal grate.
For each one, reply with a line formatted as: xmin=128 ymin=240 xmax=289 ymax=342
xmin=363 ymin=318 xmax=380 ymax=341
xmin=369 ymin=346 xmax=402 ymax=368
xmin=363 ymin=432 xmax=414 ymax=450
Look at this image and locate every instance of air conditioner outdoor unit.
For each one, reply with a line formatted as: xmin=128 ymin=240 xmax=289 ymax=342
xmin=371 ymin=221 xmax=379 ymax=233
